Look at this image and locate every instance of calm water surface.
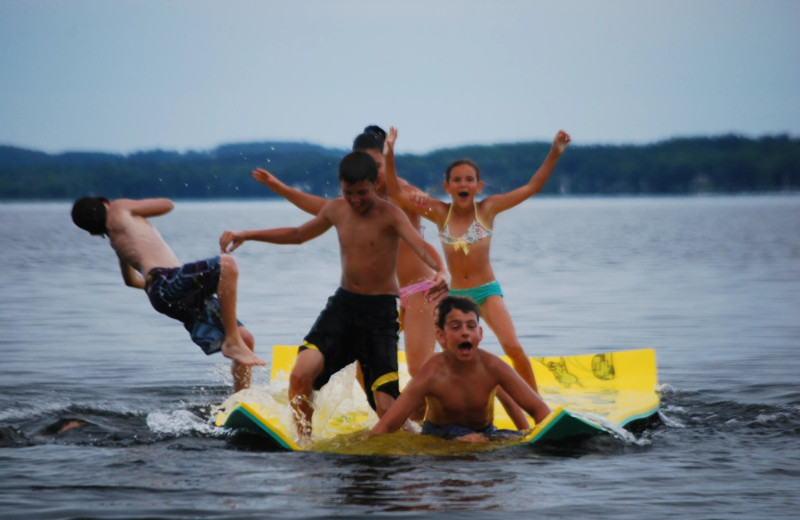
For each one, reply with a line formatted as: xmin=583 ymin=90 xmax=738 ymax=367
xmin=1 ymin=195 xmax=799 ymax=519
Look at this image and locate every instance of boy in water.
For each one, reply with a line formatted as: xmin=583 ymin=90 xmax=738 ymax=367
xmin=219 ymin=151 xmax=449 ymax=446
xmin=71 ymin=197 xmax=265 ymax=392
xmin=370 ymin=296 xmax=551 ymax=442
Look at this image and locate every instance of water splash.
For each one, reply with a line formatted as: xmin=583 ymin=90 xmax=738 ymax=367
xmin=147 ymin=409 xmax=219 ymax=436
xmin=212 ymin=362 xmax=378 ymax=446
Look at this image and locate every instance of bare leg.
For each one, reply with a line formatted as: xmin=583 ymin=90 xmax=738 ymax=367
xmin=403 ymin=292 xmax=438 ymax=376
xmin=402 ymin=291 xmax=438 ymax=420
xmin=480 ymin=295 xmax=538 ymax=392
xmin=217 ymin=254 xmax=265 ymax=367
xmin=231 ymin=326 xmax=255 ymax=392
xmin=372 ymin=390 xmax=396 ymax=418
xmin=354 ymin=362 xmax=366 ymax=393
xmin=289 ymin=348 xmax=325 ymax=446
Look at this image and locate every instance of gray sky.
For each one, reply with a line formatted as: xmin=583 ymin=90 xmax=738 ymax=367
xmin=1 ymin=0 xmax=798 ymax=154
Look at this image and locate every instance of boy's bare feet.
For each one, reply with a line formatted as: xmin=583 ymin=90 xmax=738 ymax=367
xmin=221 ymin=341 xmax=265 ymax=366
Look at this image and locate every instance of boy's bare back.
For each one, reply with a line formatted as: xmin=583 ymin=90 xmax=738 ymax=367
xmin=106 ymin=199 xmax=181 ymax=275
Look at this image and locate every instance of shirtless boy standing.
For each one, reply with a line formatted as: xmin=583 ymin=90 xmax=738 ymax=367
xmin=370 ymin=296 xmax=551 ymax=442
xmin=71 ymin=197 xmax=265 ymax=392
xmin=219 ymin=151 xmax=449 ymax=445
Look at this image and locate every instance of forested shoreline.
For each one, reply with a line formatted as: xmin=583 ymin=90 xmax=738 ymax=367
xmin=1 ymin=134 xmax=798 ymax=200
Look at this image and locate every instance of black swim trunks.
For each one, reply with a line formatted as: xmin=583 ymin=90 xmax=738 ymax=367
xmin=421 ymin=420 xmax=523 ymax=440
xmin=144 ymin=257 xmax=242 ymax=355
xmin=300 ymin=287 xmax=400 ymax=411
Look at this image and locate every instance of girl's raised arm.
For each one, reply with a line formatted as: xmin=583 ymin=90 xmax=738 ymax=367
xmin=483 ymin=130 xmax=570 ymax=216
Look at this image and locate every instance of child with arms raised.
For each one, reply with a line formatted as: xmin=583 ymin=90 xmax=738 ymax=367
xmin=384 ymin=128 xmax=571 ymax=393
xmin=251 ymin=126 xmax=439 ymax=385
xmin=219 ymin=151 xmax=449 ymax=446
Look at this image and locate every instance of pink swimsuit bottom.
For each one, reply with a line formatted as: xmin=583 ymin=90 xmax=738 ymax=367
xmin=399 ymin=280 xmax=435 ymax=309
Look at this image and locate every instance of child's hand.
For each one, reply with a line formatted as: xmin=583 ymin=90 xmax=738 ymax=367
xmin=384 ymin=127 xmax=398 ymax=154
xmin=408 ymin=187 xmax=429 ymax=209
xmin=552 ymin=130 xmax=571 ymax=155
xmin=424 ymin=271 xmax=450 ymax=303
xmin=219 ymin=230 xmax=245 ymax=254
xmin=253 ymin=168 xmax=281 ymax=188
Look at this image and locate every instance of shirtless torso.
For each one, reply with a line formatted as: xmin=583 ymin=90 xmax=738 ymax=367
xmin=105 ymin=198 xmax=181 ymax=275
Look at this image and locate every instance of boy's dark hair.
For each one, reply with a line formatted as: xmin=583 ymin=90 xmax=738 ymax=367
xmin=339 ymin=151 xmax=378 ymax=185
xmin=436 ymin=296 xmax=480 ymax=329
xmin=445 ymin=158 xmax=481 ymax=182
xmin=71 ymin=196 xmax=109 ymax=236
xmin=352 ymin=125 xmax=386 ymax=152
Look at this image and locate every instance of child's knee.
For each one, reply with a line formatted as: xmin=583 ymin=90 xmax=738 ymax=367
xmin=505 ymin=346 xmax=530 ymax=366
xmin=219 ymin=254 xmax=239 ymax=276
xmin=373 ymin=392 xmax=395 ymax=417
xmin=289 ymin=370 xmax=315 ymax=395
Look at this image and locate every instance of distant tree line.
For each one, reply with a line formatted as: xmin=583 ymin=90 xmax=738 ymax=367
xmin=1 ymin=134 xmax=798 ymax=200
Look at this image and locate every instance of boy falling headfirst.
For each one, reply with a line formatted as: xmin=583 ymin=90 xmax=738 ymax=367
xmin=71 ymin=197 xmax=264 ymax=392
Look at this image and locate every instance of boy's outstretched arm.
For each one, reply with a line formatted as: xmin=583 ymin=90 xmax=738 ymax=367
xmin=495 ymin=387 xmax=531 ymax=430
xmin=485 ymin=130 xmax=571 ymax=215
xmin=494 ymin=359 xmax=551 ymax=423
xmin=219 ymin=212 xmax=333 ymax=253
xmin=253 ymin=168 xmax=327 ymax=216
xmin=393 ymin=207 xmax=449 ymax=299
xmin=120 ymin=198 xmax=175 ymax=218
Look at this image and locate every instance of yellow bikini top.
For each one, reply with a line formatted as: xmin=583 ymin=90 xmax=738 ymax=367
xmin=439 ymin=202 xmax=492 ymax=255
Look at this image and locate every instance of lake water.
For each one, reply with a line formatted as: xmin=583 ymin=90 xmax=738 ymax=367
xmin=1 ymin=195 xmax=799 ymax=519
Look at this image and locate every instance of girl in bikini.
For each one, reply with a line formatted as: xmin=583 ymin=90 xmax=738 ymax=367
xmin=384 ymin=128 xmax=571 ymax=393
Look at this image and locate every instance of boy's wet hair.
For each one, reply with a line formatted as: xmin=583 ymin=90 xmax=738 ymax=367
xmin=71 ymin=196 xmax=109 ymax=236
xmin=352 ymin=125 xmax=386 ymax=152
xmin=436 ymin=296 xmax=480 ymax=329
xmin=445 ymin=158 xmax=481 ymax=182
xmin=339 ymin=151 xmax=378 ymax=185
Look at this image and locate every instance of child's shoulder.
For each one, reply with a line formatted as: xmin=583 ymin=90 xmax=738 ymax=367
xmin=478 ymin=349 xmax=506 ymax=367
xmin=106 ymin=198 xmax=131 ymax=214
xmin=367 ymin=197 xmax=406 ymax=221
xmin=319 ymin=196 xmax=347 ymax=215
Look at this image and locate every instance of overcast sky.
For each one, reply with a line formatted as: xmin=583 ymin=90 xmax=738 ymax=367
xmin=1 ymin=0 xmax=798 ymax=155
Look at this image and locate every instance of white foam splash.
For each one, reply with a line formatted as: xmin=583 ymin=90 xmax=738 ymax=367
xmin=658 ymin=409 xmax=686 ymax=428
xmin=147 ymin=409 xmax=219 ymax=436
xmin=211 ymin=362 xmax=379 ymax=444
xmin=572 ymin=410 xmax=646 ymax=445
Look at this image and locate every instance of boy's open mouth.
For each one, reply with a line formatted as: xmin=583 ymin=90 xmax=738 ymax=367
xmin=457 ymin=341 xmax=473 ymax=353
